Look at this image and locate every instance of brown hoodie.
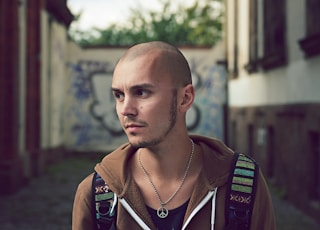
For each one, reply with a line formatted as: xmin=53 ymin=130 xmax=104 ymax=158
xmin=72 ymin=135 xmax=276 ymax=230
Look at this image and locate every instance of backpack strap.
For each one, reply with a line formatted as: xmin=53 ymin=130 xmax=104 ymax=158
xmin=92 ymin=172 xmax=117 ymax=230
xmin=225 ymin=153 xmax=259 ymax=230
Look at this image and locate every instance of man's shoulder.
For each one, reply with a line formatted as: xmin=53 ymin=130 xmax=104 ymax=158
xmin=191 ymin=134 xmax=234 ymax=162
xmin=190 ymin=135 xmax=234 ymax=187
xmin=78 ymin=173 xmax=95 ymax=188
xmin=75 ymin=173 xmax=95 ymax=200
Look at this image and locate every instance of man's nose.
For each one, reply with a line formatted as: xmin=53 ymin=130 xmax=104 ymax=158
xmin=119 ymin=97 xmax=137 ymax=117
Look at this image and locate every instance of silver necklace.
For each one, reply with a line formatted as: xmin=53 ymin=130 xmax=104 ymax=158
xmin=138 ymin=139 xmax=194 ymax=219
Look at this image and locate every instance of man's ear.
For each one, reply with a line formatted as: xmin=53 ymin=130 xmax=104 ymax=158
xmin=179 ymin=84 xmax=195 ymax=112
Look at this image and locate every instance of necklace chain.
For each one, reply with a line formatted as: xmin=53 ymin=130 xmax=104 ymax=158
xmin=138 ymin=139 xmax=194 ymax=218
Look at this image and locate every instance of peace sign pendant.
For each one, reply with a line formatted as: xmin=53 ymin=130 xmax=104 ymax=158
xmin=157 ymin=206 xmax=169 ymax=218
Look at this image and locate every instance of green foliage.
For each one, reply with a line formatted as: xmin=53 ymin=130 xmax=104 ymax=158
xmin=69 ymin=0 xmax=223 ymax=47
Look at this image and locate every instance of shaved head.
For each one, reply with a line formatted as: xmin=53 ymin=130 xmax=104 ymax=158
xmin=116 ymin=41 xmax=192 ymax=87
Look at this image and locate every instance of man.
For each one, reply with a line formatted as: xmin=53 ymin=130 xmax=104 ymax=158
xmin=72 ymin=41 xmax=275 ymax=229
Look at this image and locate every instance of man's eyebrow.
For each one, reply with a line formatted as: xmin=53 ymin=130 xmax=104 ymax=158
xmin=130 ymin=83 xmax=155 ymax=90
xmin=111 ymin=87 xmax=121 ymax=92
xmin=111 ymin=83 xmax=155 ymax=92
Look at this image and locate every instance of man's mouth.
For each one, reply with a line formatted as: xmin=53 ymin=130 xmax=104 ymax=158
xmin=124 ymin=123 xmax=145 ymax=132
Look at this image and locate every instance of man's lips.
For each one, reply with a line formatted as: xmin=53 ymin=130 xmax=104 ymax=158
xmin=124 ymin=123 xmax=144 ymax=130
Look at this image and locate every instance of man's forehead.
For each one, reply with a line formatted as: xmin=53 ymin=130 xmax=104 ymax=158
xmin=112 ymin=70 xmax=171 ymax=87
xmin=114 ymin=51 xmax=169 ymax=79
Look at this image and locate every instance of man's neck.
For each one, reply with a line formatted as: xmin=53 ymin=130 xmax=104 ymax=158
xmin=137 ymin=138 xmax=194 ymax=180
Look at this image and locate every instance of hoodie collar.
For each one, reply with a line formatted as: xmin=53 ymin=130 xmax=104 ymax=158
xmin=95 ymin=135 xmax=234 ymax=195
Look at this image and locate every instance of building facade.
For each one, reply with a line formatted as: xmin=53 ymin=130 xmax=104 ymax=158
xmin=0 ymin=0 xmax=73 ymax=194
xmin=225 ymin=0 xmax=320 ymax=221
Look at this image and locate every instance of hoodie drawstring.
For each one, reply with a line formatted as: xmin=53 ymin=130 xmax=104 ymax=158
xmin=211 ymin=187 xmax=218 ymax=230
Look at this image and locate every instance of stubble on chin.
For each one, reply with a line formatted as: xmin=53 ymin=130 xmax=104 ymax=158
xmin=129 ymin=137 xmax=162 ymax=149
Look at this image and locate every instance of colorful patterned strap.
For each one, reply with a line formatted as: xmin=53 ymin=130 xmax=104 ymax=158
xmin=225 ymin=153 xmax=259 ymax=230
xmin=92 ymin=172 xmax=117 ymax=230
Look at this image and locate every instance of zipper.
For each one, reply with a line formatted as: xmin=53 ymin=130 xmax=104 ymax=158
xmin=182 ymin=189 xmax=217 ymax=230
xmin=119 ymin=198 xmax=151 ymax=230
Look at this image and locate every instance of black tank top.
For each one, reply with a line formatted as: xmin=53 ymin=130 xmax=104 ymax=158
xmin=146 ymin=199 xmax=189 ymax=230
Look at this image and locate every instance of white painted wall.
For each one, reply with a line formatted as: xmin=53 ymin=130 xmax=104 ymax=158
xmin=40 ymin=10 xmax=50 ymax=149
xmin=41 ymin=14 xmax=70 ymax=148
xmin=49 ymin=21 xmax=69 ymax=147
xmin=229 ymin=56 xmax=320 ymax=106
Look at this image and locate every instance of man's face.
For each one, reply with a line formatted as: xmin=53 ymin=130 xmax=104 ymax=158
xmin=111 ymin=54 xmax=179 ymax=148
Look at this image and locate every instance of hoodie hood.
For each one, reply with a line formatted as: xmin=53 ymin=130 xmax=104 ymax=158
xmin=95 ymin=134 xmax=234 ymax=196
xmin=95 ymin=142 xmax=137 ymax=196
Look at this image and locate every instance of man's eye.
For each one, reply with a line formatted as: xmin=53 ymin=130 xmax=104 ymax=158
xmin=136 ymin=89 xmax=149 ymax=97
xmin=113 ymin=92 xmax=124 ymax=101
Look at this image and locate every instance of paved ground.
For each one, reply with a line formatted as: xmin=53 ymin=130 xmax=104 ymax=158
xmin=0 ymin=155 xmax=319 ymax=230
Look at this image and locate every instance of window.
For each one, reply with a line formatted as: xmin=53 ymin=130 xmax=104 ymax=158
xmin=248 ymin=124 xmax=254 ymax=157
xmin=267 ymin=126 xmax=275 ymax=178
xmin=309 ymin=131 xmax=320 ymax=202
xmin=245 ymin=0 xmax=258 ymax=73
xmin=229 ymin=0 xmax=239 ymax=79
xmin=260 ymin=0 xmax=287 ymax=70
xmin=231 ymin=121 xmax=237 ymax=150
xmin=299 ymin=0 xmax=320 ymax=58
